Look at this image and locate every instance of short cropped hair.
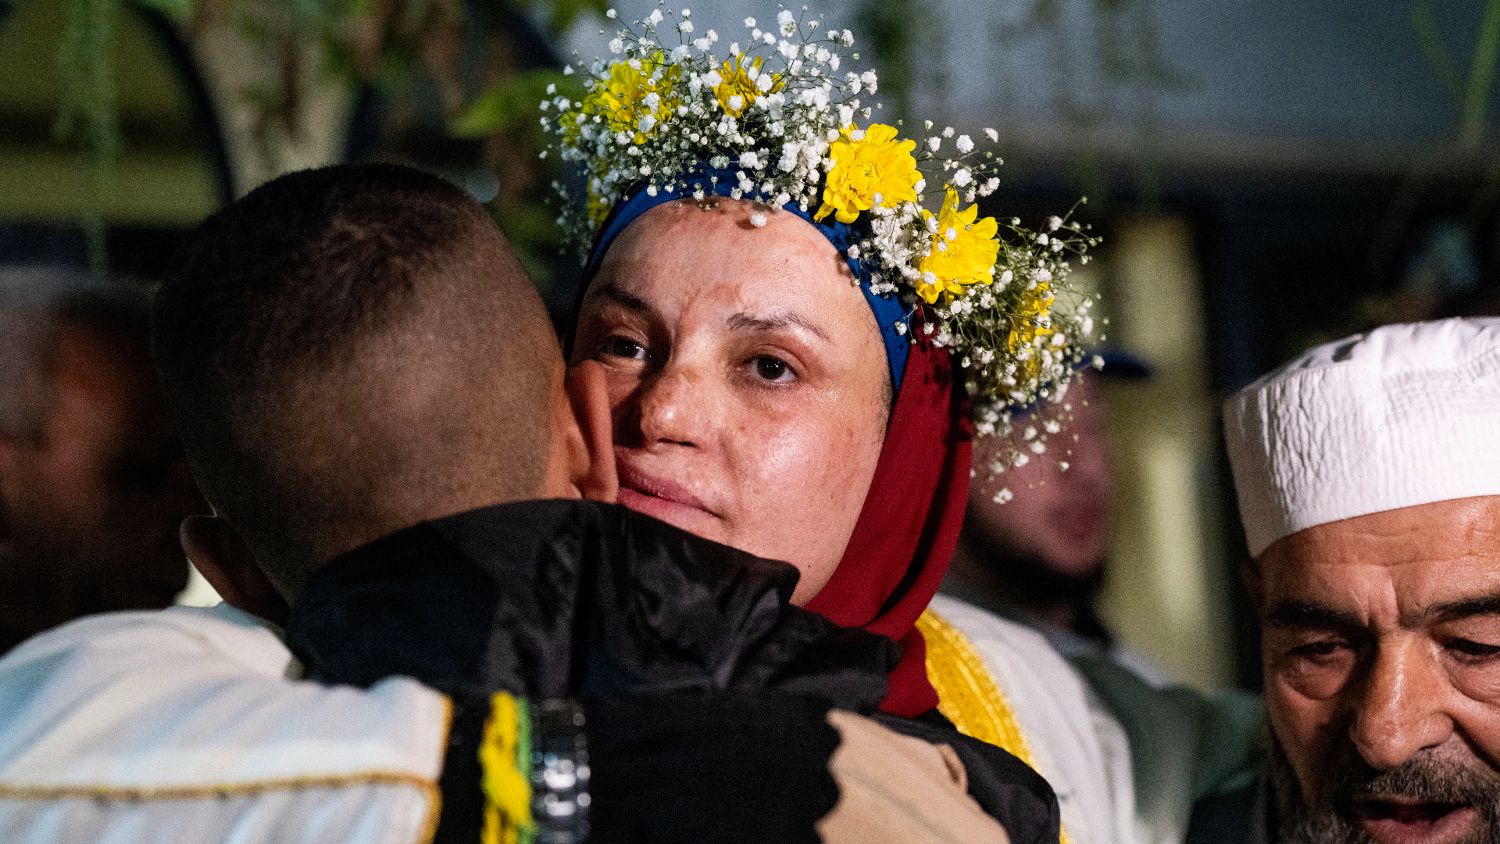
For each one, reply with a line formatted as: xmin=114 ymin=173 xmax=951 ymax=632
xmin=154 ymin=164 xmax=558 ymax=597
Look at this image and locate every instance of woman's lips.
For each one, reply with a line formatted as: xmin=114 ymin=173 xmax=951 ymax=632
xmin=1355 ymin=799 xmax=1477 ymax=844
xmin=615 ymin=463 xmax=721 ymax=531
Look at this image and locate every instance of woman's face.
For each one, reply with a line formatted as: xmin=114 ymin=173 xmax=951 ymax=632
xmin=572 ymin=199 xmax=889 ymax=603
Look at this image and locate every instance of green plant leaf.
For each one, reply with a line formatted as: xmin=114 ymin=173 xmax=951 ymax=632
xmin=451 ymin=69 xmax=581 ymax=137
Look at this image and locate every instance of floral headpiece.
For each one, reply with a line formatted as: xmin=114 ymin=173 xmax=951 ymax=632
xmin=542 ymin=6 xmax=1100 ymax=475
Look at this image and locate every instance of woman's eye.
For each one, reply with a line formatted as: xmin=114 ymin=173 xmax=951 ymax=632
xmin=750 ymin=355 xmax=796 ymax=383
xmin=599 ymin=335 xmax=648 ymax=361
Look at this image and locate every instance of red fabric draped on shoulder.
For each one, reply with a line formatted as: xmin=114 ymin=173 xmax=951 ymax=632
xmin=804 ymin=338 xmax=972 ymax=717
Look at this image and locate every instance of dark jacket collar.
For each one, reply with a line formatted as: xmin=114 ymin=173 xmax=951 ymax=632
xmin=285 ymin=500 xmax=895 ymax=710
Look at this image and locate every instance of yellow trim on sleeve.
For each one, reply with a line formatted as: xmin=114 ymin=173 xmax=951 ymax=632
xmin=918 ymin=609 xmax=1070 ymax=844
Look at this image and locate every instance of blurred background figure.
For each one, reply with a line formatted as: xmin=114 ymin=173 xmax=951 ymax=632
xmin=0 ymin=266 xmax=202 ymax=654
xmin=946 ymin=354 xmax=1168 ymax=685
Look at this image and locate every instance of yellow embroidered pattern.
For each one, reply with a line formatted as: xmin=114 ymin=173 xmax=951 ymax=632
xmin=918 ymin=609 xmax=1069 ymax=844
xmin=480 ymin=692 xmax=535 ymax=844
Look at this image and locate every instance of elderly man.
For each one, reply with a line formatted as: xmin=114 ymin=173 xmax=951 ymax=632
xmin=1220 ymin=317 xmax=1500 ymax=843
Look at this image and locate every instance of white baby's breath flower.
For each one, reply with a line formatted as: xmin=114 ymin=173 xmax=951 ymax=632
xmin=744 ymin=16 xmax=756 ymax=27
xmin=778 ymin=9 xmax=796 ymax=36
xmin=608 ymin=37 xmax=624 ymax=54
xmin=955 ymin=134 xmax=973 ymax=153
xmin=750 ymin=211 xmax=768 ymax=227
xmin=984 ymin=127 xmax=999 ymax=142
xmin=952 ymin=168 xmax=972 ymax=187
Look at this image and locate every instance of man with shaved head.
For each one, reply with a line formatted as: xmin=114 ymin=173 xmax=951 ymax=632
xmin=1219 ymin=318 xmax=1500 ymax=844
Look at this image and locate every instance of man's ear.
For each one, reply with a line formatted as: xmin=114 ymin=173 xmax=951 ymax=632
xmin=181 ymin=515 xmax=289 ymax=626
xmin=563 ymin=360 xmax=618 ymax=503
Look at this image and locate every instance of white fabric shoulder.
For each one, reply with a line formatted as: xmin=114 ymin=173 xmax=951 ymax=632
xmin=0 ymin=604 xmax=451 ymax=844
xmin=929 ymin=594 xmax=1140 ymax=844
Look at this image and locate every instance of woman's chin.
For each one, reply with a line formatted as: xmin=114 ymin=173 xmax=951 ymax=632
xmin=618 ymin=486 xmax=724 ymax=540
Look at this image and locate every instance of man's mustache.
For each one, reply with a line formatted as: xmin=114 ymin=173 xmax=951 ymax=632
xmin=1269 ymin=733 xmax=1500 ymax=844
xmin=1327 ymin=753 xmax=1499 ymax=813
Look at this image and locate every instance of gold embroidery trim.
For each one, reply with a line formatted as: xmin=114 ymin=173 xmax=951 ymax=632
xmin=0 ymin=694 xmax=453 ymax=844
xmin=0 ymin=771 xmax=438 ymax=802
xmin=918 ymin=609 xmax=1069 ymax=844
xmin=420 ymin=694 xmax=454 ymax=844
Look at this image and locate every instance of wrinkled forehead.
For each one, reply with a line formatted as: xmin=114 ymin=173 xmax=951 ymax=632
xmin=1257 ymin=495 xmax=1500 ymax=621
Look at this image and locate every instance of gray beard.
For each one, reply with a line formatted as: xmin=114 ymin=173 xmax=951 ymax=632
xmin=1266 ymin=732 xmax=1500 ymax=844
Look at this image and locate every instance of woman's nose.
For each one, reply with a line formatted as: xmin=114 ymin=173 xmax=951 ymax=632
xmin=630 ymin=363 xmax=711 ymax=449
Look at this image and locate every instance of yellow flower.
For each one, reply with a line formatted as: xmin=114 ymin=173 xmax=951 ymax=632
xmin=714 ymin=55 xmax=781 ymax=117
xmin=585 ymin=186 xmax=613 ymax=228
xmin=815 ymin=123 xmax=920 ymax=224
xmin=1007 ymin=278 xmax=1056 ymax=383
xmin=584 ymin=54 xmax=680 ymax=144
xmin=914 ymin=188 xmax=1000 ymax=304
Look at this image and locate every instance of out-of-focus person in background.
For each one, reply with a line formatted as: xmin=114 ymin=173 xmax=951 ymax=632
xmin=1205 ymin=317 xmax=1500 ymax=843
xmin=0 ymin=266 xmax=201 ymax=654
xmin=945 ymin=352 xmax=1167 ymax=685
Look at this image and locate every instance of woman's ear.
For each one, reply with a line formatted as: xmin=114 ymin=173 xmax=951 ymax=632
xmin=180 ymin=515 xmax=289 ymax=626
xmin=564 ymin=361 xmax=618 ymax=503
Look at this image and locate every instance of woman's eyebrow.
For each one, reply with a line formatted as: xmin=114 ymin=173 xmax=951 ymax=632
xmin=726 ymin=310 xmax=830 ymax=341
xmin=590 ymin=281 xmax=651 ymax=313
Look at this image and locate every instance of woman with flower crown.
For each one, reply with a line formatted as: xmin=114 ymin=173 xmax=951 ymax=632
xmin=549 ymin=7 xmax=1108 ymax=841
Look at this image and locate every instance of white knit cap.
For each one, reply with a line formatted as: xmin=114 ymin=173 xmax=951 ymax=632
xmin=1223 ymin=317 xmax=1500 ymax=557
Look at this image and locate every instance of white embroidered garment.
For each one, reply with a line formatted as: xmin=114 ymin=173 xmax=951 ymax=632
xmin=0 ymin=603 xmax=450 ymax=844
xmin=929 ymin=595 xmax=1138 ymax=844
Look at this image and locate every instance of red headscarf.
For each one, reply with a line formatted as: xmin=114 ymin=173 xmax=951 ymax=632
xmin=804 ymin=337 xmax=972 ymax=717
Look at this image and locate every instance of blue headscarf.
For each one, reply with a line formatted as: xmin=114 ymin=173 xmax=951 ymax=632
xmin=580 ymin=176 xmax=911 ymax=391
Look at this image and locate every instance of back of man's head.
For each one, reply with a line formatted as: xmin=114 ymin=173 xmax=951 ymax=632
xmin=154 ymin=163 xmax=560 ymax=599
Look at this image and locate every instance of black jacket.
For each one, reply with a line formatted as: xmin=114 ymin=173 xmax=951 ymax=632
xmin=286 ymin=500 xmax=1057 ymax=843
